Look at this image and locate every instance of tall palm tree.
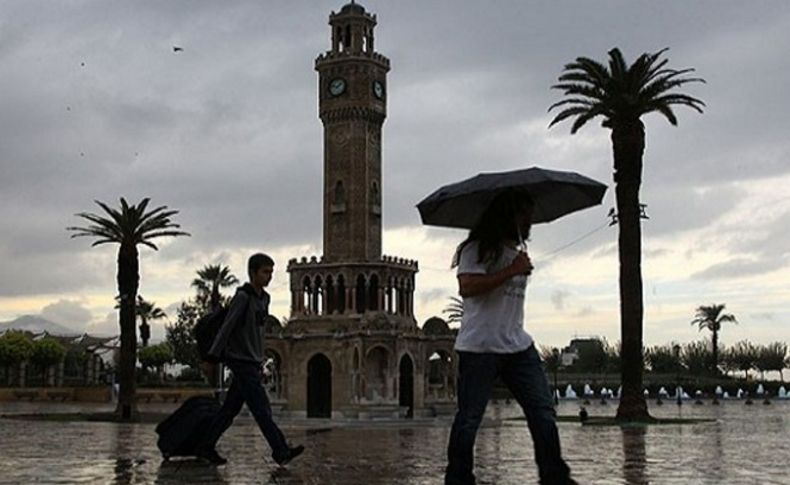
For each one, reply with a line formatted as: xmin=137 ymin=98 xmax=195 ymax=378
xmin=691 ymin=304 xmax=736 ymax=375
xmin=68 ymin=197 xmax=188 ymax=421
xmin=549 ymin=48 xmax=705 ymax=421
xmin=192 ymin=264 xmax=239 ymax=311
xmin=136 ymin=296 xmax=167 ymax=348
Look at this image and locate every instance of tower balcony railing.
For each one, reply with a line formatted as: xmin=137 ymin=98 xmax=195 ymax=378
xmin=315 ymin=50 xmax=390 ymax=68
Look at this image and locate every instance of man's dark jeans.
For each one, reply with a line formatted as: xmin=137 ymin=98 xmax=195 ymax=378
xmin=445 ymin=346 xmax=572 ymax=485
xmin=198 ymin=359 xmax=290 ymax=461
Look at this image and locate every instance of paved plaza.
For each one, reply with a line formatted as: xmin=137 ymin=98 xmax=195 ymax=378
xmin=1 ymin=400 xmax=788 ymax=484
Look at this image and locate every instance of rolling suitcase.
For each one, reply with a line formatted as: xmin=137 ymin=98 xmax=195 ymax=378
xmin=155 ymin=395 xmax=221 ymax=460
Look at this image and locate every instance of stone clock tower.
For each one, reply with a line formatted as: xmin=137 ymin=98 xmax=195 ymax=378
xmin=264 ymin=2 xmax=457 ymax=420
xmin=315 ymin=1 xmax=389 ymax=262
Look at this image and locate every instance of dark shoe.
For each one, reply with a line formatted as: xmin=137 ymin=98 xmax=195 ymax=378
xmin=196 ymin=449 xmax=227 ymax=465
xmin=274 ymin=444 xmax=304 ymax=466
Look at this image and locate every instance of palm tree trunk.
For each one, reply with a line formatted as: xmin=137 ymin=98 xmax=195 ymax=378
xmin=612 ymin=121 xmax=652 ymax=422
xmin=115 ymin=243 xmax=140 ymax=421
xmin=211 ymin=284 xmax=220 ymax=311
xmin=711 ymin=329 xmax=719 ymax=376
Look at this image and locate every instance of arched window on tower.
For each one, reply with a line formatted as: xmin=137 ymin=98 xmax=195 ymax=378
xmin=314 ymin=276 xmax=324 ymax=315
xmin=336 ymin=27 xmax=343 ymax=51
xmin=332 ymin=180 xmax=346 ymax=214
xmin=302 ymin=276 xmax=311 ymax=314
xmin=336 ymin=274 xmax=346 ymax=314
xmin=326 ymin=275 xmax=335 ymax=315
xmin=371 ymin=181 xmax=381 ymax=215
xmin=345 ymin=25 xmax=351 ymax=52
xmin=355 ymin=274 xmax=367 ymax=314
xmin=368 ymin=273 xmax=379 ymax=311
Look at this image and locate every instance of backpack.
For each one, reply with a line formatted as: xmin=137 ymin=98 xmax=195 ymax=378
xmin=193 ymin=286 xmax=254 ymax=363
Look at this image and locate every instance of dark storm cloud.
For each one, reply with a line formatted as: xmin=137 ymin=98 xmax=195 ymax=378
xmin=1 ymin=0 xmax=790 ymax=305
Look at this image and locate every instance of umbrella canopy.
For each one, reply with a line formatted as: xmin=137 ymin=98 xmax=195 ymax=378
xmin=417 ymin=166 xmax=607 ymax=229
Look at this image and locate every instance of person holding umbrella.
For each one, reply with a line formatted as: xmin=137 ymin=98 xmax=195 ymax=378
xmin=417 ymin=167 xmax=601 ymax=485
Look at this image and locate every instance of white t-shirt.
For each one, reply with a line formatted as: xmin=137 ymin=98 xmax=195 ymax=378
xmin=454 ymin=240 xmax=534 ymax=353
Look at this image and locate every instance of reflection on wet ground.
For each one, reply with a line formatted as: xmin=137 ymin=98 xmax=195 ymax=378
xmin=0 ymin=401 xmax=788 ymax=484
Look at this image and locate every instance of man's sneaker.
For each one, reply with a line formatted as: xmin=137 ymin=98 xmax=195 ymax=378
xmin=274 ymin=444 xmax=304 ymax=466
xmin=196 ymin=448 xmax=228 ymax=465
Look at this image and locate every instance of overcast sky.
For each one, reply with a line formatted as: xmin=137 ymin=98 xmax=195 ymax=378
xmin=1 ymin=0 xmax=788 ymax=350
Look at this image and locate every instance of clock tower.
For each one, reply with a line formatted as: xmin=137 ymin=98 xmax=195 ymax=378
xmin=315 ymin=1 xmax=389 ymax=262
xmin=274 ymin=2 xmax=457 ymax=420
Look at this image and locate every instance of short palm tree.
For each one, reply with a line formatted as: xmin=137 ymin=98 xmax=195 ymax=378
xmin=549 ymin=47 xmax=705 ymax=421
xmin=442 ymin=296 xmax=464 ymax=326
xmin=68 ymin=197 xmax=188 ymax=421
xmin=691 ymin=304 xmax=736 ymax=375
xmin=191 ymin=264 xmax=238 ymax=311
xmin=136 ymin=296 xmax=167 ymax=348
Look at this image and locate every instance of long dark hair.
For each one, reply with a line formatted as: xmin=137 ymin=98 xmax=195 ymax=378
xmin=451 ymin=191 xmax=533 ymax=268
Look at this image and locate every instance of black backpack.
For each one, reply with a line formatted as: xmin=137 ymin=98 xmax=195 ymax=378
xmin=193 ymin=286 xmax=253 ymax=363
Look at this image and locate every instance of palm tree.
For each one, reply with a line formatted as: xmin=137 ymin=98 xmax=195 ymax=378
xmin=191 ymin=264 xmax=238 ymax=311
xmin=136 ymin=296 xmax=167 ymax=348
xmin=691 ymin=304 xmax=737 ymax=375
xmin=549 ymin=48 xmax=705 ymax=421
xmin=442 ymin=296 xmax=464 ymax=326
xmin=68 ymin=197 xmax=188 ymax=421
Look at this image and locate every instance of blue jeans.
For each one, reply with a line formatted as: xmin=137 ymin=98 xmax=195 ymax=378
xmin=198 ymin=359 xmax=290 ymax=461
xmin=445 ymin=346 xmax=572 ymax=485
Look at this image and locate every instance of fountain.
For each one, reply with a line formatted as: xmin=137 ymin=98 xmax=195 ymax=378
xmin=564 ymin=385 xmax=578 ymax=399
xmin=737 ymin=388 xmax=744 ymax=399
xmin=715 ymin=386 xmax=724 ymax=396
xmin=722 ymin=391 xmax=730 ymax=399
xmin=778 ymin=386 xmax=787 ymax=399
xmin=658 ymin=387 xmax=669 ymax=397
xmin=756 ymin=384 xmax=765 ymax=395
xmin=583 ymin=384 xmax=593 ymax=404
xmin=643 ymin=389 xmax=649 ymax=397
xmin=694 ymin=390 xmax=704 ymax=405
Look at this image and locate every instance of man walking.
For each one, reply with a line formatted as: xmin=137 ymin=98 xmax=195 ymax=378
xmin=196 ymin=253 xmax=304 ymax=466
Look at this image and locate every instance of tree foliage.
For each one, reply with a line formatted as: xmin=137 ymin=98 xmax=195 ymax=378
xmin=755 ymin=342 xmax=787 ymax=381
xmin=165 ymin=301 xmax=202 ymax=369
xmin=728 ymin=341 xmax=758 ymax=379
xmin=0 ymin=331 xmax=35 ymax=366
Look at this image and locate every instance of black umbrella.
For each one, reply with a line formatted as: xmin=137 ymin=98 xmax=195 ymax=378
xmin=417 ymin=166 xmax=607 ymax=230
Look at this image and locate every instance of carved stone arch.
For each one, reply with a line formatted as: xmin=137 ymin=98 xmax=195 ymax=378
xmin=307 ymin=353 xmax=332 ymax=418
xmin=365 ymin=345 xmax=390 ymax=401
xmin=398 ymin=352 xmax=415 ymax=418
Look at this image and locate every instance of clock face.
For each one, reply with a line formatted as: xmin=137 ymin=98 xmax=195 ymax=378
xmin=329 ymin=78 xmax=346 ymax=97
xmin=373 ymin=80 xmax=385 ymax=99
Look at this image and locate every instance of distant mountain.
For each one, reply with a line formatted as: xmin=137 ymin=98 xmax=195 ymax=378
xmin=0 ymin=315 xmax=79 ymax=336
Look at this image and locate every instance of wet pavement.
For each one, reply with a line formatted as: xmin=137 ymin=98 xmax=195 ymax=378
xmin=1 ymin=400 xmax=788 ymax=484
